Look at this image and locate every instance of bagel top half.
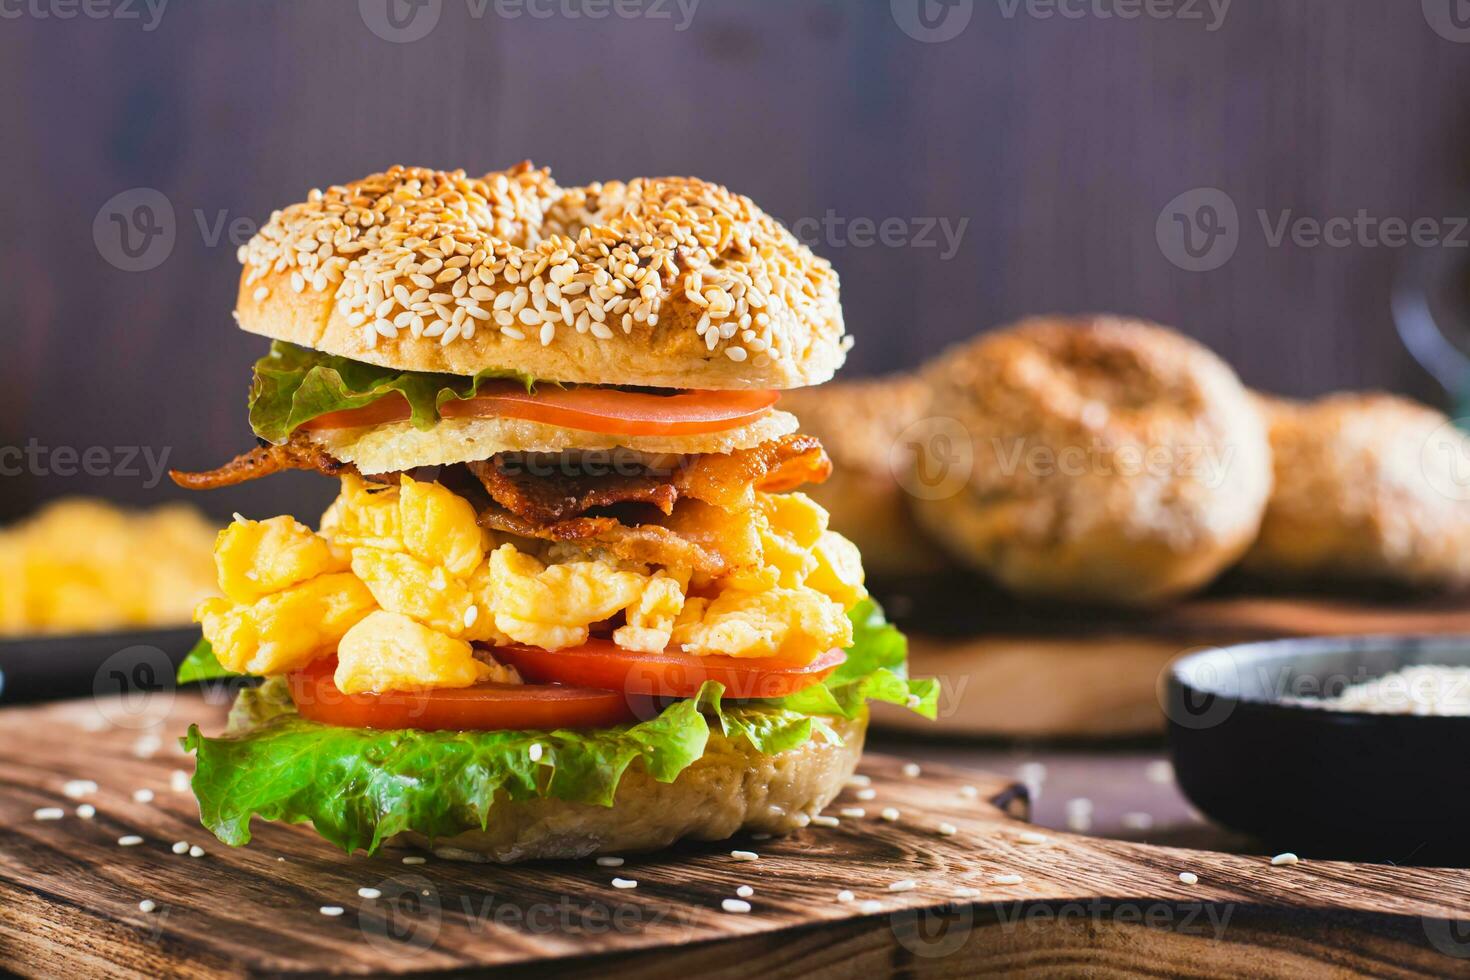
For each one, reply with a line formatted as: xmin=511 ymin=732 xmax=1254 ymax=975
xmin=234 ymin=164 xmax=847 ymax=390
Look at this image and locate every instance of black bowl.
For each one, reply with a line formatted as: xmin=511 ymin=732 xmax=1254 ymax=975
xmin=0 ymin=625 xmax=200 ymax=704
xmin=1165 ymin=635 xmax=1470 ymax=866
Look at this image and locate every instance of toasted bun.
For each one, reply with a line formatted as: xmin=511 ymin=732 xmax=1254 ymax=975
xmin=910 ymin=316 xmax=1272 ymax=605
xmin=235 ymin=164 xmax=846 ymax=390
xmin=780 ymin=376 xmax=950 ymax=577
xmin=392 ymin=711 xmax=865 ymax=863
xmin=1242 ymin=392 xmax=1470 ymax=588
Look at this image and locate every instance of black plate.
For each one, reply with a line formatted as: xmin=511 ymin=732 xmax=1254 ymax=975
xmin=1165 ymin=635 xmax=1470 ymax=866
xmin=0 ymin=626 xmax=201 ymax=704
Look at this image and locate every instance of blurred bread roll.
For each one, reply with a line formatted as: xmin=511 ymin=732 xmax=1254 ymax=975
xmin=909 ymin=315 xmax=1272 ymax=604
xmin=1242 ymin=392 xmax=1470 ymax=588
xmin=779 ymin=375 xmax=950 ymax=577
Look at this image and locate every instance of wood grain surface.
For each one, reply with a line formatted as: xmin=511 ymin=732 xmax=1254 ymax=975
xmin=876 ymin=581 xmax=1470 ymax=739
xmin=3 ymin=693 xmax=1469 ymax=977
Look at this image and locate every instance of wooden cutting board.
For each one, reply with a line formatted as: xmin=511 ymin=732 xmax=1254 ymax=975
xmin=873 ymin=576 xmax=1470 ymax=739
xmin=3 ymin=694 xmax=1469 ymax=977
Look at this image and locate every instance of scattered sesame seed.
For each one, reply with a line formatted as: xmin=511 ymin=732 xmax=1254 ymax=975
xmin=836 ymin=890 xmax=855 ymax=903
xmin=958 ymin=785 xmax=979 ymax=800
xmin=880 ymin=808 xmax=900 ymax=822
xmin=171 ymin=842 xmax=189 ymax=855
xmin=320 ymin=906 xmax=344 ymax=917
xmin=1271 ymin=852 xmax=1300 ymax=867
xmin=721 ymin=898 xmax=751 ymax=913
xmin=62 ymin=779 xmax=98 ymax=799
xmin=954 ymin=887 xmax=982 ymax=899
xmin=402 ymin=856 xmax=426 ymax=865
xmin=529 ymin=743 xmax=544 ymax=763
xmin=76 ymin=804 xmax=96 ymax=819
xmin=1017 ymin=831 xmax=1048 ymax=845
xmin=855 ymin=788 xmax=877 ymax=801
xmin=1065 ymin=798 xmax=1093 ymax=832
xmin=133 ymin=735 xmax=162 ymax=759
xmin=847 ymin=774 xmax=872 ymax=787
xmin=1016 ymin=762 xmax=1047 ymax=784
xmin=839 ymin=807 xmax=866 ymax=819
xmin=117 ymin=835 xmax=144 ymax=847
xmin=901 ymin=763 xmax=921 ymax=778
xmin=859 ymin=900 xmax=882 ymax=914
xmin=132 ymin=789 xmax=154 ymax=804
xmin=596 ymin=856 xmax=624 ymax=867
xmin=888 ymin=879 xmax=917 ymax=892
xmin=736 ymin=885 xmax=754 ymax=898
xmin=463 ymin=606 xmax=479 ymax=629
xmin=730 ymin=850 xmax=759 ymax=862
xmin=1146 ymin=760 xmax=1174 ymax=784
xmin=611 ymin=878 xmax=638 ymax=890
xmin=811 ymin=815 xmax=839 ymax=828
xmin=171 ymin=770 xmax=191 ymax=793
xmin=992 ymin=874 xmax=1024 ymax=885
xmin=1179 ymin=872 xmax=1199 ymax=885
xmin=358 ymin=887 xmax=382 ymax=900
xmin=138 ymin=900 xmax=156 ymax=913
xmin=33 ymin=808 xmax=64 ymax=821
xmin=1122 ymin=812 xmax=1155 ymax=831
xmin=937 ymin=822 xmax=958 ymax=837
xmin=792 ymin=812 xmax=811 ymax=828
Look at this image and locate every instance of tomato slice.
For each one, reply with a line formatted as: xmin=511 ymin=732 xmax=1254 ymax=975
xmin=287 ymin=657 xmax=637 ymax=731
xmin=299 ymin=383 xmax=780 ymax=436
xmin=493 ymin=640 xmax=846 ymax=700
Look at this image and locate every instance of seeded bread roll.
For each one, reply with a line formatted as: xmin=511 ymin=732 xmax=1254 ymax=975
xmin=910 ymin=316 xmax=1272 ymax=605
xmin=395 ymin=711 xmax=865 ymax=862
xmin=780 ymin=376 xmax=950 ymax=577
xmin=1242 ymin=393 xmax=1470 ymax=588
xmin=235 ymin=164 xmax=846 ymax=390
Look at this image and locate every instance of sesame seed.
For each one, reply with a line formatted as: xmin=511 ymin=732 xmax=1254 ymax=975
xmin=358 ymin=887 xmax=382 ymax=899
xmin=611 ymin=878 xmax=638 ymax=890
xmin=320 ymin=906 xmax=344 ymax=917
xmin=888 ymin=879 xmax=917 ymax=892
xmin=189 ymin=846 xmax=205 ymax=858
xmin=132 ymin=789 xmax=154 ymax=804
xmin=855 ymin=788 xmax=876 ymax=801
xmin=1122 ymin=812 xmax=1154 ymax=831
xmin=1271 ymin=853 xmax=1300 ymax=867
xmin=880 ymin=808 xmax=900 ymax=822
xmin=1179 ymin=872 xmax=1199 ymax=885
xmin=33 ymin=808 xmax=64 ymax=821
xmin=839 ymin=807 xmax=866 ymax=818
xmin=847 ymin=774 xmax=872 ymax=787
xmin=529 ymin=743 xmax=543 ymax=763
xmin=1017 ymin=762 xmax=1047 ymax=784
xmin=730 ymin=850 xmax=759 ymax=862
xmin=171 ymin=770 xmax=190 ymax=793
xmin=736 ymin=885 xmax=754 ymax=898
xmin=252 ymin=286 xmax=269 ymax=302
xmin=958 ymin=785 xmax=980 ymax=800
xmin=402 ymin=856 xmax=426 ymax=865
xmin=133 ymin=735 xmax=161 ymax=758
xmin=937 ymin=822 xmax=958 ymax=837
xmin=76 ymin=804 xmax=96 ymax=819
xmin=859 ymin=900 xmax=882 ymax=914
xmin=1146 ymin=760 xmax=1174 ymax=784
xmin=138 ymin=900 xmax=156 ymax=913
xmin=1017 ymin=831 xmax=1048 ymax=845
xmin=992 ymin=874 xmax=1023 ymax=885
xmin=721 ymin=898 xmax=752 ymax=914
xmin=836 ymin=890 xmax=855 ymax=903
xmin=171 ymin=841 xmax=189 ymax=855
xmin=117 ymin=835 xmax=144 ymax=847
xmin=596 ymin=856 xmax=624 ymax=867
xmin=955 ymin=887 xmax=982 ymax=899
xmin=62 ymin=779 xmax=98 ymax=799
xmin=901 ymin=763 xmax=921 ymax=778
xmin=811 ymin=815 xmax=839 ymax=828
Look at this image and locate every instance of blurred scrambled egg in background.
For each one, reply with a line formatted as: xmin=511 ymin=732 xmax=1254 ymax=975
xmin=0 ymin=499 xmax=219 ymax=636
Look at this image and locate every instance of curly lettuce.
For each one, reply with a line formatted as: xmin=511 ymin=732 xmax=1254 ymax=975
xmin=247 ymin=341 xmax=536 ymax=443
xmin=182 ymin=600 xmax=935 ymax=854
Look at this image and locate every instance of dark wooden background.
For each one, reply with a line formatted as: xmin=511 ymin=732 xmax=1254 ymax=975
xmin=3 ymin=0 xmax=1470 ymax=521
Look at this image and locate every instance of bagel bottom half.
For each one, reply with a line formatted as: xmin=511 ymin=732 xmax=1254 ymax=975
xmin=394 ymin=710 xmax=866 ymax=863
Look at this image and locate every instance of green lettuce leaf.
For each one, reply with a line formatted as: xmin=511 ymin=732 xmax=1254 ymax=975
xmin=248 ymin=341 xmax=536 ymax=443
xmin=183 ymin=600 xmax=933 ymax=854
xmin=176 ymin=637 xmax=239 ymax=684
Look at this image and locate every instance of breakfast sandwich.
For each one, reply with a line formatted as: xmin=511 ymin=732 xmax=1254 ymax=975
xmin=171 ymin=164 xmax=936 ymax=860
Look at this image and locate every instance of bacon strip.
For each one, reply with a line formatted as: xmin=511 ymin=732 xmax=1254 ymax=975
xmin=478 ymin=506 xmax=730 ymax=576
xmin=169 ymin=435 xmax=358 ymax=490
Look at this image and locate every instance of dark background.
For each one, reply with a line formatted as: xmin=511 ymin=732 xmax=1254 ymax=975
xmin=3 ymin=0 xmax=1470 ymax=522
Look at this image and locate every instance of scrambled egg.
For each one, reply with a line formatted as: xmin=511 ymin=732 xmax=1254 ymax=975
xmin=198 ymin=474 xmax=866 ymax=694
xmin=0 ymin=499 xmax=218 ymax=636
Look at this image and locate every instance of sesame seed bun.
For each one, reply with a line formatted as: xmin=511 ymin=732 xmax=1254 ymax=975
xmin=235 ymin=164 xmax=847 ymax=390
xmin=910 ymin=316 xmax=1272 ymax=605
xmin=393 ymin=710 xmax=865 ymax=862
xmin=1242 ymin=392 xmax=1470 ymax=588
